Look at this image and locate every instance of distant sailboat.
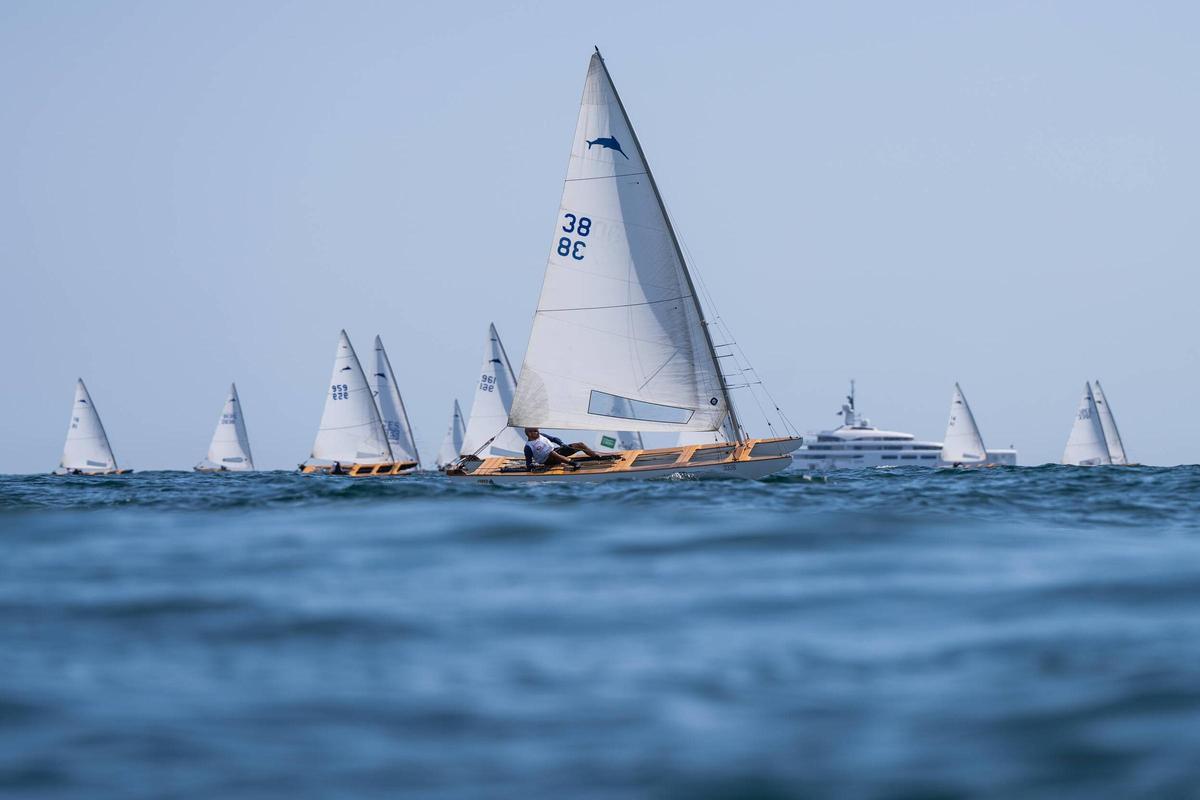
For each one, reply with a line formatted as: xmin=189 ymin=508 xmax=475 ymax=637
xmin=449 ymin=50 xmax=798 ymax=482
xmin=1091 ymin=380 xmax=1129 ymax=465
xmin=939 ymin=383 xmax=989 ymax=466
xmin=300 ymin=331 xmax=417 ymax=476
xmin=54 ymin=379 xmax=130 ymax=475
xmin=460 ymin=324 xmax=529 ymax=458
xmin=373 ymin=335 xmax=421 ymax=468
xmin=437 ymin=399 xmax=466 ymax=470
xmin=1062 ymin=383 xmax=1112 ymax=466
xmin=195 ymin=383 xmax=254 ymax=472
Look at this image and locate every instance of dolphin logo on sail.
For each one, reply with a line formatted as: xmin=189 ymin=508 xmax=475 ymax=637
xmin=586 ymin=136 xmax=629 ymax=159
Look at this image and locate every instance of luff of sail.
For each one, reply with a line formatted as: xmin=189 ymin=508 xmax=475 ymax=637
xmin=437 ymin=399 xmax=466 ymax=469
xmin=1092 ymin=380 xmax=1128 ymax=465
xmin=199 ymin=383 xmax=254 ymax=470
xmin=940 ymin=383 xmax=988 ymax=464
xmin=508 ymin=52 xmax=732 ymax=435
xmin=461 ymin=324 xmax=528 ymax=457
xmin=308 ymin=331 xmax=393 ymax=465
xmin=1062 ymin=383 xmax=1111 ymax=466
xmin=373 ymin=335 xmax=420 ymax=464
xmin=59 ymin=378 xmax=119 ymax=472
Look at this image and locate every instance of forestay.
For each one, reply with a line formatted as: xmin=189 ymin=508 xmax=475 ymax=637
xmin=1062 ymin=383 xmax=1111 ymax=466
xmin=201 ymin=383 xmax=254 ymax=470
xmin=437 ymin=399 xmax=466 ymax=469
xmin=373 ymin=335 xmax=420 ymax=463
xmin=508 ymin=52 xmax=730 ymax=434
xmin=309 ymin=331 xmax=393 ymax=464
xmin=60 ymin=379 xmax=118 ymax=471
xmin=940 ymin=383 xmax=988 ymax=464
xmin=1091 ymin=380 xmax=1128 ymax=465
xmin=461 ymin=324 xmax=528 ymax=457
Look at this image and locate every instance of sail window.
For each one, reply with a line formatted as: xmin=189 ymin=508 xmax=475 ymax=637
xmin=588 ymin=391 xmax=694 ymax=425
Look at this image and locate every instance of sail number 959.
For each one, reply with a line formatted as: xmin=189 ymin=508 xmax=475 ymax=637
xmin=557 ymin=213 xmax=591 ymax=261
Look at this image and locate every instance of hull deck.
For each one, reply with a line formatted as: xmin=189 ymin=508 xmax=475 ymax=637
xmin=447 ymin=438 xmax=800 ymax=483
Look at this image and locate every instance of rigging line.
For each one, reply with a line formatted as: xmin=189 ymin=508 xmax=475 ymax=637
xmin=538 ymin=294 xmax=691 ymax=313
xmin=564 ymin=171 xmax=649 ymax=182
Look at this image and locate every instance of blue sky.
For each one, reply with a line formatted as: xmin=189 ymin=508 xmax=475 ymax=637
xmin=1 ymin=1 xmax=1196 ymax=470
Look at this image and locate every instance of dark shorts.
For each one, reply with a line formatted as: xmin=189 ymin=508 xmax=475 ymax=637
xmin=554 ymin=445 xmax=579 ymax=457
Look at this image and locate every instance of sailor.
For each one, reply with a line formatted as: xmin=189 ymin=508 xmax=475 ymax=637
xmin=331 ymin=461 xmax=346 ymax=475
xmin=523 ymin=428 xmax=602 ymax=471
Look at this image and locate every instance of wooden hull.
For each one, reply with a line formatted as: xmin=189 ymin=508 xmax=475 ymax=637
xmin=52 ymin=469 xmax=133 ymax=476
xmin=300 ymin=462 xmax=419 ymax=477
xmin=447 ymin=438 xmax=799 ymax=484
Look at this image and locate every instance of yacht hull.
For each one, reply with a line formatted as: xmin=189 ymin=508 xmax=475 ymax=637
xmin=52 ymin=469 xmax=133 ymax=476
xmin=447 ymin=438 xmax=799 ymax=484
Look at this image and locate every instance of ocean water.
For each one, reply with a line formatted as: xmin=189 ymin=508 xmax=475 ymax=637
xmin=3 ymin=466 xmax=1200 ymax=799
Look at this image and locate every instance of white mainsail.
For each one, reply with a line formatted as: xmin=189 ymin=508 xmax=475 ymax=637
xmin=308 ymin=330 xmax=393 ymax=465
xmin=199 ymin=383 xmax=254 ymax=470
xmin=507 ymin=51 xmax=732 ymax=435
xmin=1092 ymin=380 xmax=1128 ymax=465
xmin=1062 ymin=383 xmax=1112 ymax=466
xmin=940 ymin=383 xmax=988 ymax=464
xmin=437 ymin=399 xmax=466 ymax=469
xmin=461 ymin=324 xmax=528 ymax=457
xmin=373 ymin=335 xmax=420 ymax=464
xmin=59 ymin=378 xmax=119 ymax=472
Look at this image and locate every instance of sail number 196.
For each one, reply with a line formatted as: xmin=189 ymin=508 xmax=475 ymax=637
xmin=558 ymin=213 xmax=591 ymax=261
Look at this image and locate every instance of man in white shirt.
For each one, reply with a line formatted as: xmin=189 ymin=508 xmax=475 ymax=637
xmin=523 ymin=428 xmax=602 ymax=470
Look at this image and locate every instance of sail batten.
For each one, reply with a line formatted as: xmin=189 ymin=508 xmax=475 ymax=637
xmin=309 ymin=331 xmax=393 ymax=465
xmin=507 ymin=52 xmax=732 ymax=434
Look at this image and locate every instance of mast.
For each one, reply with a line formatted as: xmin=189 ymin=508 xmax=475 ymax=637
xmin=592 ymin=48 xmax=743 ymax=443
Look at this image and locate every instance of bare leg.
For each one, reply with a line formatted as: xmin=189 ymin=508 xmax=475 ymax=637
xmin=568 ymin=442 xmax=603 ymax=458
xmin=545 ymin=451 xmax=579 ymax=469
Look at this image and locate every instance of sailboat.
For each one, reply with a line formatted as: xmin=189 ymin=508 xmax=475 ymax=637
xmin=939 ymin=383 xmax=990 ymax=467
xmin=54 ymin=378 xmax=131 ymax=475
xmin=436 ymin=399 xmax=466 ymax=471
xmin=300 ymin=330 xmax=417 ymax=476
xmin=1091 ymin=380 xmax=1129 ymax=465
xmin=195 ymin=383 xmax=255 ymax=472
xmin=448 ymin=50 xmax=799 ymax=482
xmin=373 ymin=335 xmax=422 ymax=469
xmin=1062 ymin=383 xmax=1112 ymax=466
xmin=459 ymin=324 xmax=529 ymax=458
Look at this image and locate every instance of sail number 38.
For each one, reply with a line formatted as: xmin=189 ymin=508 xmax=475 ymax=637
xmin=558 ymin=213 xmax=591 ymax=261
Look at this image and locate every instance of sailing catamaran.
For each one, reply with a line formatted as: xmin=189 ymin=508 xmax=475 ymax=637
xmin=449 ymin=50 xmax=799 ymax=482
xmin=300 ymin=330 xmax=418 ymax=476
xmin=1062 ymin=383 xmax=1112 ymax=466
xmin=195 ymin=383 xmax=254 ymax=472
xmin=373 ymin=335 xmax=422 ymax=469
xmin=436 ymin=399 xmax=466 ymax=471
xmin=54 ymin=378 xmax=131 ymax=475
xmin=939 ymin=383 xmax=990 ymax=467
xmin=1091 ymin=380 xmax=1129 ymax=465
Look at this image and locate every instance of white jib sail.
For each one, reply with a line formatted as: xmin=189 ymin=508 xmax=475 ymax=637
xmin=1091 ymin=380 xmax=1128 ymax=465
xmin=202 ymin=383 xmax=254 ymax=470
xmin=60 ymin=378 xmax=118 ymax=471
xmin=461 ymin=324 xmax=529 ymax=457
xmin=1062 ymin=383 xmax=1112 ymax=466
xmin=373 ymin=335 xmax=420 ymax=464
xmin=940 ymin=383 xmax=988 ymax=464
xmin=437 ymin=399 xmax=466 ymax=468
xmin=309 ymin=330 xmax=393 ymax=465
xmin=507 ymin=52 xmax=730 ymax=435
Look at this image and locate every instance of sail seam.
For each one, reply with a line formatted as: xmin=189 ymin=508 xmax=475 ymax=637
xmin=538 ymin=294 xmax=691 ymax=313
xmin=564 ymin=171 xmax=649 ymax=182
